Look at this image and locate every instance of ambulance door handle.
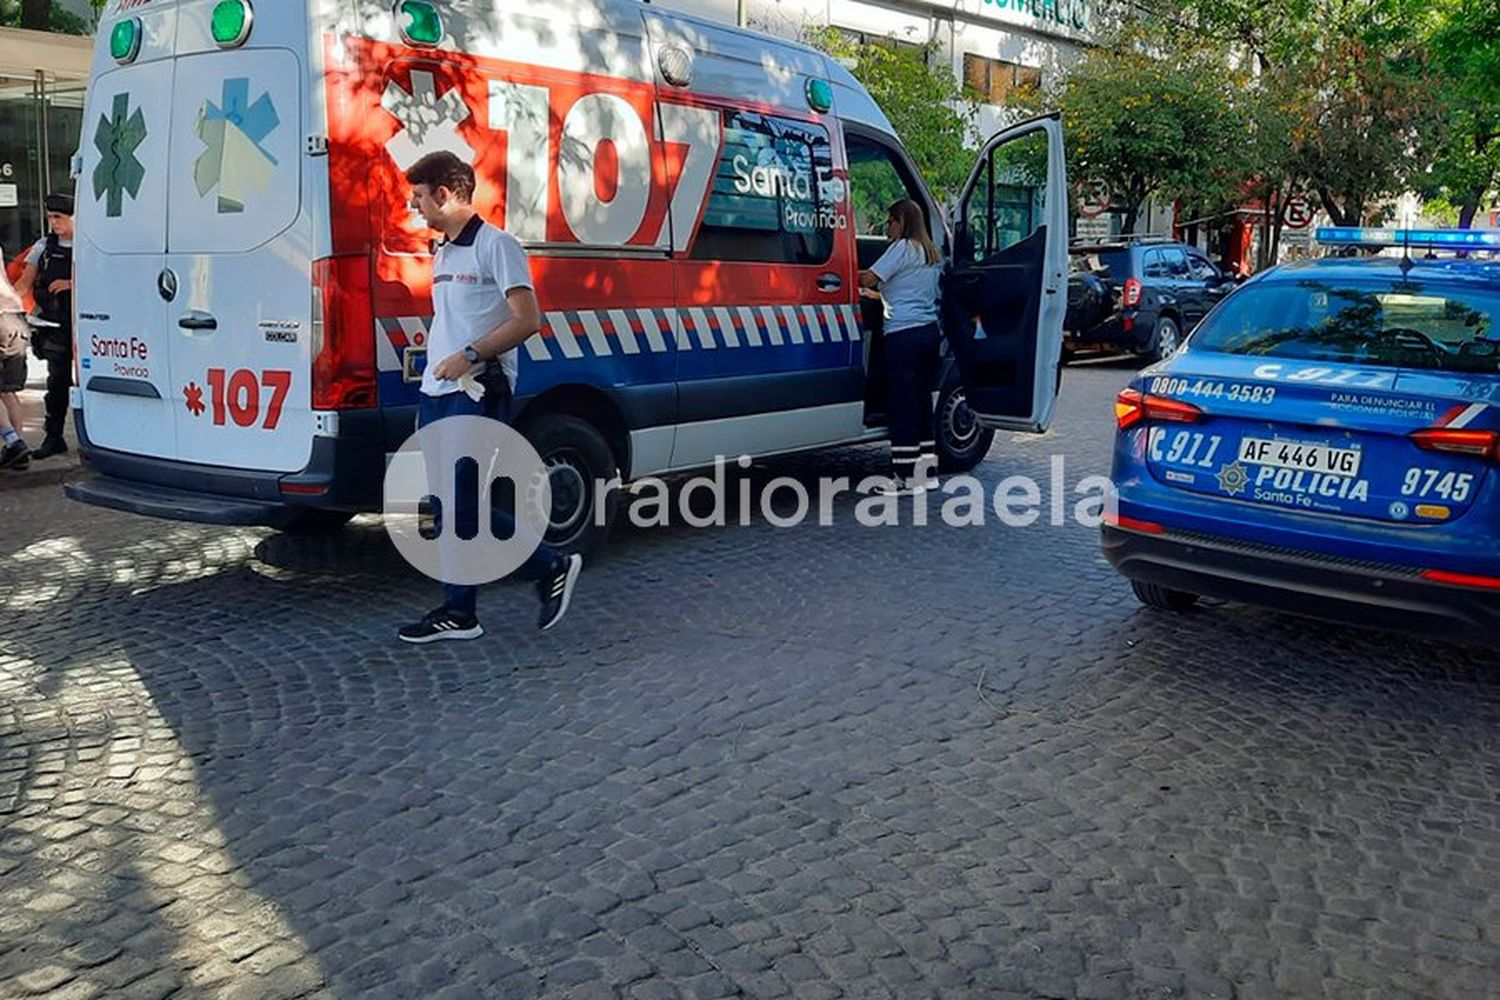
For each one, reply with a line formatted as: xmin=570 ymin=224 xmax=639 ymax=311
xmin=817 ymin=273 xmax=843 ymax=292
xmin=178 ymin=312 xmax=217 ymax=331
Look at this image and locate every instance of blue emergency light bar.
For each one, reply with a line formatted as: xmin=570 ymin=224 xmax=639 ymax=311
xmin=1315 ymin=227 xmax=1500 ymax=250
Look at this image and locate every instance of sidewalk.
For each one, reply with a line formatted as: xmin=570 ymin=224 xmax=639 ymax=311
xmin=1 ymin=354 xmax=82 ymax=491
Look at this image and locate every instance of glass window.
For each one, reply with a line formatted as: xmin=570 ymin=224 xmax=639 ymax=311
xmin=689 ymin=111 xmax=837 ymax=266
xmin=1192 ymin=277 xmax=1500 ymax=374
xmin=1188 ymin=253 xmax=1219 ymax=281
xmin=845 ymin=134 xmax=923 ymax=237
xmin=1142 ymin=250 xmax=1169 ymax=278
xmin=1163 ymin=248 xmax=1191 ymax=279
xmin=963 ymin=55 xmax=1042 ymax=105
xmin=964 ymin=128 xmax=1046 ymax=262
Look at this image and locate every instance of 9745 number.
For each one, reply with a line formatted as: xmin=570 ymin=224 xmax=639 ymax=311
xmin=1401 ymin=468 xmax=1475 ymax=503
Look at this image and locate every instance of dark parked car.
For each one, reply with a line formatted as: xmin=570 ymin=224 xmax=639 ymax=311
xmin=1064 ymin=237 xmax=1238 ymax=362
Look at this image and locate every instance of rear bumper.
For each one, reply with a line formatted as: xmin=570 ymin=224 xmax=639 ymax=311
xmin=1102 ymin=523 xmax=1500 ymax=641
xmin=65 ymin=406 xmax=400 ymax=527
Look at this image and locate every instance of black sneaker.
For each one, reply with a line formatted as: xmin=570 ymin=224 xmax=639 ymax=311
xmin=537 ymin=554 xmax=583 ymax=631
xmin=0 ymin=439 xmax=29 ymax=470
xmin=31 ymin=438 xmax=67 ymax=460
xmin=398 ymin=607 xmax=484 ymax=644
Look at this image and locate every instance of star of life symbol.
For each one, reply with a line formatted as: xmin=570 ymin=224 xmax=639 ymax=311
xmin=183 ymin=381 xmax=205 ymax=417
xmin=93 ymin=93 xmax=147 ymax=218
xmin=1217 ymin=461 xmax=1250 ymax=496
xmin=195 ymin=78 xmax=280 ymax=214
xmin=382 ymin=70 xmax=475 ymax=173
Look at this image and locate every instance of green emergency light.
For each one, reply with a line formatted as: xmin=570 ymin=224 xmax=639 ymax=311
xmin=110 ymin=18 xmax=143 ymax=64
xmin=397 ymin=0 xmax=443 ymax=46
xmin=210 ymin=0 xmax=253 ymax=48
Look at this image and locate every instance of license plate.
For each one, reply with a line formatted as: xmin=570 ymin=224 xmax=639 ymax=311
xmin=1238 ymin=437 xmax=1362 ymax=476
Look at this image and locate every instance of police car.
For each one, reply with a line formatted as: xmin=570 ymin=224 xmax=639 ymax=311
xmin=1104 ymin=228 xmax=1500 ymax=641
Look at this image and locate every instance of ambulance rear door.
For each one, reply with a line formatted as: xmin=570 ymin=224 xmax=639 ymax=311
xmin=163 ymin=0 xmax=314 ymax=472
xmin=75 ymin=7 xmax=179 ymax=460
xmin=944 ymin=114 xmax=1068 ymax=433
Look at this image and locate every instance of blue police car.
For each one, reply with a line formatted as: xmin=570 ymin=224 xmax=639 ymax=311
xmin=1103 ymin=228 xmax=1500 ymax=640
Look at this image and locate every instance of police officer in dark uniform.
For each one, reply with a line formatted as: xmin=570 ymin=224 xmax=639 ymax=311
xmin=16 ymin=193 xmax=74 ymax=460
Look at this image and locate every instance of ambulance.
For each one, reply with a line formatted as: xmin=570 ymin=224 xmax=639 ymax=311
xmin=66 ymin=0 xmax=1068 ymax=554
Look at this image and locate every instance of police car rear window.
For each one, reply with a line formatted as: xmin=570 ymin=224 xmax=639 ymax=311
xmin=1193 ymin=277 xmax=1500 ymax=374
xmin=688 ymin=111 xmax=836 ymax=266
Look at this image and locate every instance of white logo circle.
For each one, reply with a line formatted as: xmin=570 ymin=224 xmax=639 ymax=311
xmin=383 ymin=415 xmax=552 ymax=585
xmin=1389 ymin=501 xmax=1410 ymax=520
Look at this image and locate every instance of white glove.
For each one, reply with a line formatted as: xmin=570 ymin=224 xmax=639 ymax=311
xmin=456 ymin=370 xmax=485 ymax=402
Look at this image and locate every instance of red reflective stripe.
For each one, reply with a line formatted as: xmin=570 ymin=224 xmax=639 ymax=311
xmin=1105 ymin=511 xmax=1165 ymax=534
xmin=1420 ymin=569 xmax=1500 ymax=591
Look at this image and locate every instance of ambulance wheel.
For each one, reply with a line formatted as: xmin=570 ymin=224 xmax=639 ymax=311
xmin=524 ymin=413 xmax=619 ymax=557
xmin=1130 ymin=580 xmax=1200 ymax=612
xmin=934 ymin=377 xmax=994 ymax=474
xmin=279 ymin=510 xmax=354 ymax=535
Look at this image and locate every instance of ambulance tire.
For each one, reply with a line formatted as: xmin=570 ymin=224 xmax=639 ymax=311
xmin=1130 ymin=580 xmax=1200 ymax=613
xmin=523 ymin=413 xmax=619 ymax=558
xmin=278 ymin=510 xmax=355 ymax=535
xmin=934 ymin=375 xmax=995 ymax=474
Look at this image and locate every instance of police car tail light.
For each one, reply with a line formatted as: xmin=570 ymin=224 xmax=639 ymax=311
xmin=1410 ymin=427 xmax=1500 ymax=462
xmin=1123 ymin=278 xmax=1143 ymax=308
xmin=1116 ymin=388 xmax=1203 ymax=430
xmin=311 ymin=256 xmax=377 ymax=410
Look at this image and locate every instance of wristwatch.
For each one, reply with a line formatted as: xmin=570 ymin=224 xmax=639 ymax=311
xmin=462 ymin=343 xmax=481 ymax=364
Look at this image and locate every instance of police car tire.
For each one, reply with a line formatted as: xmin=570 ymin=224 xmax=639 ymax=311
xmin=1130 ymin=579 xmax=1199 ymax=613
xmin=278 ymin=510 xmax=355 ymax=535
xmin=523 ymin=413 xmax=618 ymax=557
xmin=934 ymin=375 xmax=995 ymax=474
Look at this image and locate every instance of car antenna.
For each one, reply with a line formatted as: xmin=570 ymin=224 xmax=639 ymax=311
xmin=1399 ymin=228 xmax=1414 ymax=275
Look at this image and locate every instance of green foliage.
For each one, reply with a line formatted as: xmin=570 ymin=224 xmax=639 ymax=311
xmin=1046 ymin=26 xmax=1245 ymax=232
xmin=0 ymin=0 xmax=92 ymax=33
xmin=1418 ymin=0 xmax=1500 ymax=225
xmin=804 ymin=26 xmax=977 ymax=202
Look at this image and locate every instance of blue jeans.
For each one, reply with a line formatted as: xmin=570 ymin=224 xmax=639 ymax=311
xmin=416 ymin=391 xmax=561 ymax=618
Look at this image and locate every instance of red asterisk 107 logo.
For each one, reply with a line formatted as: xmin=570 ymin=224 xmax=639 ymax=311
xmin=183 ymin=381 xmax=206 ymax=417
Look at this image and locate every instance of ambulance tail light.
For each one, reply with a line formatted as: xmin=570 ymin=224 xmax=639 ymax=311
xmin=1115 ymin=387 xmax=1203 ymax=430
xmin=311 ymin=256 xmax=377 ymax=410
xmin=1123 ymin=277 xmax=1143 ymax=308
xmin=1410 ymin=427 xmax=1500 ymax=463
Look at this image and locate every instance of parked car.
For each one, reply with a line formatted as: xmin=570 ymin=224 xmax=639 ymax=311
xmin=1104 ymin=226 xmax=1500 ymax=643
xmin=1064 ymin=237 xmax=1238 ymax=362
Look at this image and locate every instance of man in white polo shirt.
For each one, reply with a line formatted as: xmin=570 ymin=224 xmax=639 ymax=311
xmin=397 ymin=151 xmax=582 ymax=643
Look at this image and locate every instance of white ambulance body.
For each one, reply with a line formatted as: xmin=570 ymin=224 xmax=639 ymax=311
xmin=68 ymin=0 xmax=1068 ymax=552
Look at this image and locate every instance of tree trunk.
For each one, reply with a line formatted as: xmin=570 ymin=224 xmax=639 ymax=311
xmin=21 ymin=0 xmax=49 ymax=30
xmin=1318 ymin=187 xmax=1348 ymax=227
xmin=1122 ymin=202 xmax=1141 ymax=236
xmin=1458 ymin=182 xmax=1488 ymax=229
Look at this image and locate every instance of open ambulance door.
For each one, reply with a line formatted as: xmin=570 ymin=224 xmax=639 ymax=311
xmin=942 ymin=114 xmax=1067 ymax=433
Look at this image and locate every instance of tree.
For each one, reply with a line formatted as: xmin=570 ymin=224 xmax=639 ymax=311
xmin=804 ymin=28 xmax=977 ymax=204
xmin=1 ymin=0 xmax=92 ymax=33
xmin=1420 ymin=0 xmax=1500 ymax=227
xmin=1046 ymin=31 xmax=1245 ymax=233
xmin=1283 ymin=38 xmax=1440 ymax=227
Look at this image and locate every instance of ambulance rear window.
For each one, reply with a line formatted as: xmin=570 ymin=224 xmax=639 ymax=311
xmin=689 ymin=111 xmax=836 ymax=266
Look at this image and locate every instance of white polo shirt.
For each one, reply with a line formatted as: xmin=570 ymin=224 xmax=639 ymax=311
xmin=422 ymin=215 xmax=533 ymax=397
xmin=870 ymin=239 xmax=940 ymax=334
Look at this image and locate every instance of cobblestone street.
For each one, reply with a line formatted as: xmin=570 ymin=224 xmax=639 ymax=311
xmin=2 ymin=363 xmax=1498 ymax=1000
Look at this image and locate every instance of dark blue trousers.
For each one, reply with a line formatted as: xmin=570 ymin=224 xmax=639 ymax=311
xmin=417 ymin=391 xmax=561 ymax=618
xmin=884 ymin=323 xmax=942 ymax=480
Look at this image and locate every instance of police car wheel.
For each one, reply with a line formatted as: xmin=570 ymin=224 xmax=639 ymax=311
xmin=1130 ymin=579 xmax=1200 ymax=613
xmin=278 ymin=510 xmax=354 ymax=535
xmin=523 ymin=413 xmax=619 ymax=557
xmin=934 ymin=378 xmax=994 ymax=474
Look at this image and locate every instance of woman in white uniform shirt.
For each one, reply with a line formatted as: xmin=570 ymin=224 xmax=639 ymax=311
xmin=858 ymin=199 xmax=942 ymax=491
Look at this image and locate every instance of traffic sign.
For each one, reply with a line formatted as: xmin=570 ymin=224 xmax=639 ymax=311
xmin=1076 ymin=180 xmax=1111 ymax=219
xmin=1283 ymin=194 xmax=1315 ymax=230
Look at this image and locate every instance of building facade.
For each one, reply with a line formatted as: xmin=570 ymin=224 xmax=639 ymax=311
xmin=650 ymin=0 xmax=1093 ymax=142
xmin=0 ymin=27 xmax=90 ymax=263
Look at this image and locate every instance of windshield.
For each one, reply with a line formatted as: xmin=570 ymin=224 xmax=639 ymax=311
xmin=1192 ymin=276 xmax=1500 ymax=374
